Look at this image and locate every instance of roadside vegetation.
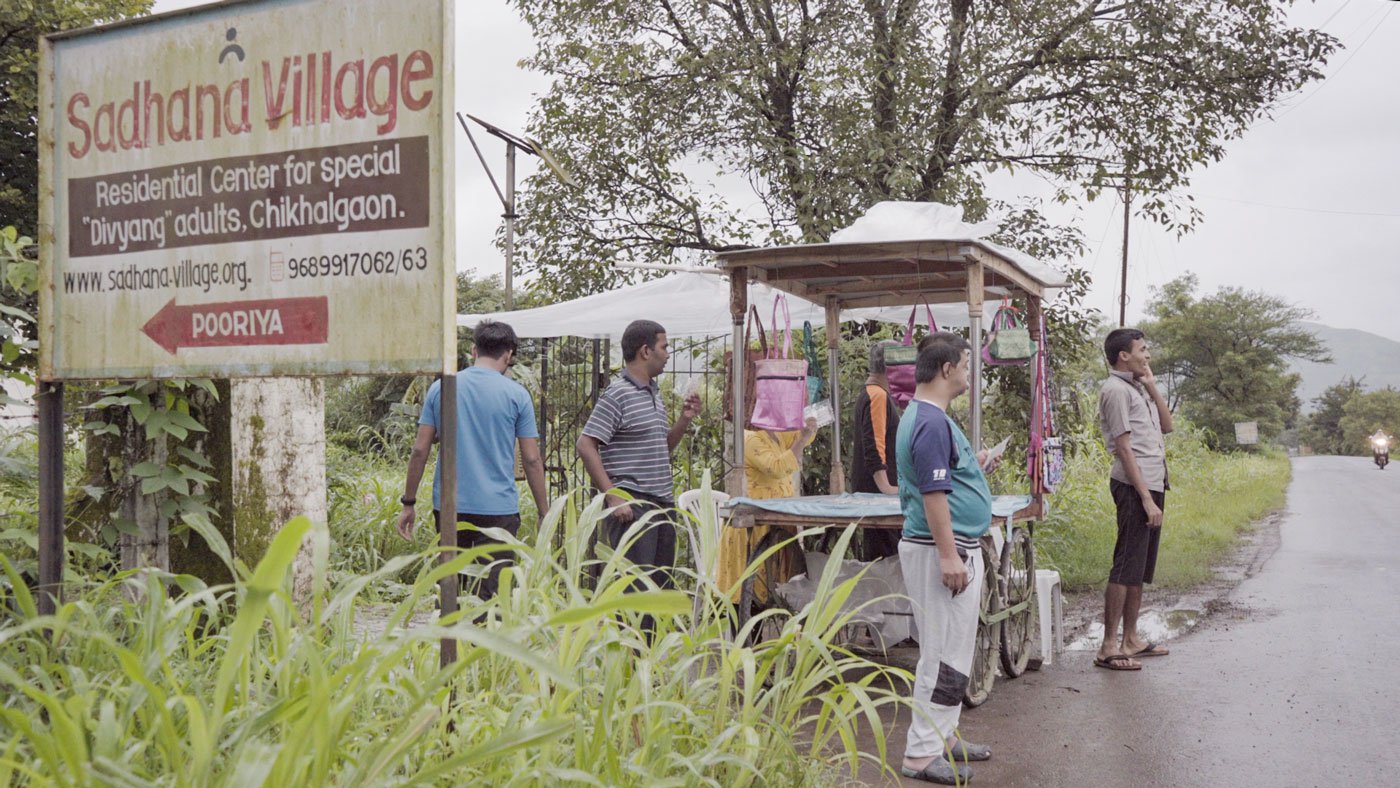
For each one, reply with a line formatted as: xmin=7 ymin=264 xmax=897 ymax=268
xmin=1033 ymin=420 xmax=1290 ymax=591
xmin=0 ymin=494 xmax=904 ymax=785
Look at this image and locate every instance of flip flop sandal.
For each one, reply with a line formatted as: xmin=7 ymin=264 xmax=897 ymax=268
xmin=947 ymin=739 xmax=992 ymax=762
xmin=901 ymin=757 xmax=972 ymax=785
xmin=1131 ymin=642 xmax=1170 ymax=657
xmin=1093 ymin=654 xmax=1142 ymax=671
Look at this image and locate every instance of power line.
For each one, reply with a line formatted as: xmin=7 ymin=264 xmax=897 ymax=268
xmin=1188 ymin=192 xmax=1400 ymax=218
xmin=1272 ymin=3 xmax=1394 ymax=121
xmin=1316 ymin=0 xmax=1355 ymax=33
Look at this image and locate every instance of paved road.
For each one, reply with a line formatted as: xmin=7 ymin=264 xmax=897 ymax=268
xmin=862 ymin=456 xmax=1400 ymax=786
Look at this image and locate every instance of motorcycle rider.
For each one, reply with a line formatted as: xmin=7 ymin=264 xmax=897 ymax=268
xmin=1372 ymin=430 xmax=1391 ymax=470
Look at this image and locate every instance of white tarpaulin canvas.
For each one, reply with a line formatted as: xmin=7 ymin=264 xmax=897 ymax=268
xmin=830 ymin=201 xmax=1068 ymax=289
xmin=457 ymin=272 xmax=996 ymax=340
xmin=463 ymin=202 xmax=1066 ymax=340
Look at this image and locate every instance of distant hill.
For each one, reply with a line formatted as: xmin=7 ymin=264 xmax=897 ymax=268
xmin=1291 ymin=322 xmax=1400 ymax=411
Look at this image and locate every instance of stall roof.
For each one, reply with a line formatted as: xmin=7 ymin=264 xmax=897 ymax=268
xmin=712 ymin=201 xmax=1066 ymax=308
xmin=457 ymin=271 xmax=997 ymax=340
xmin=714 ymin=238 xmax=1064 ymax=308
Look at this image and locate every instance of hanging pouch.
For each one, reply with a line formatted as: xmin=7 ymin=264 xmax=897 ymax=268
xmin=886 ymin=299 xmax=937 ymax=409
xmin=750 ymin=295 xmax=809 ymax=431
xmin=982 ymin=301 xmax=1035 ymax=366
xmin=724 ymin=305 xmax=767 ymax=422
xmin=803 ymin=321 xmax=825 ymax=405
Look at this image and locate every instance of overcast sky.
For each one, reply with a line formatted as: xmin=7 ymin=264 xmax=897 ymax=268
xmin=152 ymin=0 xmax=1400 ymax=341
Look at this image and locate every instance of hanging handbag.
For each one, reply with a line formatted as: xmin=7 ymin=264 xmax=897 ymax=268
xmin=749 ymin=295 xmax=809 ymax=431
xmin=723 ymin=305 xmax=767 ymax=422
xmin=886 ymin=299 xmax=938 ymax=409
xmin=1027 ymin=313 xmax=1064 ymax=493
xmin=803 ymin=320 xmax=825 ymax=405
xmin=982 ymin=300 xmax=1035 ymax=366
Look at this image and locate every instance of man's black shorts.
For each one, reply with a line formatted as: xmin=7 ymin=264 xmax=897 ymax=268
xmin=1108 ymin=480 xmax=1165 ymax=586
xmin=432 ymin=511 xmax=521 ymax=599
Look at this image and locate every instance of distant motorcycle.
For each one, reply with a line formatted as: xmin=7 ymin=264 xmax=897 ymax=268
xmin=1374 ymin=434 xmax=1390 ymax=470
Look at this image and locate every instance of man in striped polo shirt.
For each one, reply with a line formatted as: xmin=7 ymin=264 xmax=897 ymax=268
xmin=578 ymin=320 xmax=701 ymax=620
xmin=895 ymin=332 xmax=998 ymax=784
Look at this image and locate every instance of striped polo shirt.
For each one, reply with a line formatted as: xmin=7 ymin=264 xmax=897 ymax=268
xmin=582 ymin=370 xmax=674 ymax=502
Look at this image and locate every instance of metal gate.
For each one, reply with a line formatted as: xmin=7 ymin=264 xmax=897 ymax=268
xmin=536 ymin=335 xmax=733 ymax=504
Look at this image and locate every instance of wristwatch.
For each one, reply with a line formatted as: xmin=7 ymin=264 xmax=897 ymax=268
xmin=400 ymin=496 xmax=416 ymax=506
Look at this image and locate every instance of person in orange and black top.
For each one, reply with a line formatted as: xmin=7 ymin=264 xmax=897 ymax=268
xmin=852 ymin=340 xmax=902 ymax=560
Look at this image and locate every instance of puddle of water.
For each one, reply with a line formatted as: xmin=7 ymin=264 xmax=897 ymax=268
xmin=1066 ymin=608 xmax=1200 ymax=651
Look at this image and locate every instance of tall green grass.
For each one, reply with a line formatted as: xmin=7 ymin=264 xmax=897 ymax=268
xmin=0 ymin=486 xmax=905 ymax=785
xmin=1034 ymin=422 xmax=1291 ymax=590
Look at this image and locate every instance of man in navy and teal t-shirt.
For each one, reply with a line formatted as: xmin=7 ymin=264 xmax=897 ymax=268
xmin=893 ymin=332 xmax=998 ymax=785
xmin=396 ymin=320 xmax=549 ymax=600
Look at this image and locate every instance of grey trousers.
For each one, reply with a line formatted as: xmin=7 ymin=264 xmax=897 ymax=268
xmin=898 ymin=540 xmax=984 ymax=759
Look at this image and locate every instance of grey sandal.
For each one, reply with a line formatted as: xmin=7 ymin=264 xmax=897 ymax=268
xmin=947 ymin=738 xmax=992 ymax=762
xmin=901 ymin=756 xmax=972 ymax=784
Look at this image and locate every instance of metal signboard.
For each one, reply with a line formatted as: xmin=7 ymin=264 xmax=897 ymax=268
xmin=1234 ymin=421 xmax=1259 ymax=445
xmin=39 ymin=0 xmax=454 ymax=379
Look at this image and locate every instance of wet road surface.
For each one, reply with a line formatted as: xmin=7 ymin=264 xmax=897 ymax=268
xmin=858 ymin=456 xmax=1400 ymax=786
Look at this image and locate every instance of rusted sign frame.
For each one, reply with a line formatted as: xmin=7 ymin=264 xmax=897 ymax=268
xmin=33 ymin=0 xmax=461 ymax=664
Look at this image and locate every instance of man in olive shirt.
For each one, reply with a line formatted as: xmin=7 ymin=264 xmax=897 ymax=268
xmin=1095 ymin=328 xmax=1174 ymax=671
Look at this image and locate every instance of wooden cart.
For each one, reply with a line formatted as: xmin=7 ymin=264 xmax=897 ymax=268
xmin=714 ymin=238 xmax=1060 ymax=706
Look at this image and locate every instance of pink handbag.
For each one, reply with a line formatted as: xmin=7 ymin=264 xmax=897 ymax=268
xmin=886 ymin=300 xmax=937 ymax=409
xmin=749 ymin=295 xmax=809 ymax=431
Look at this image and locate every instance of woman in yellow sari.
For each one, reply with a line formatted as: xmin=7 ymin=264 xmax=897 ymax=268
xmin=718 ymin=419 xmax=817 ymax=600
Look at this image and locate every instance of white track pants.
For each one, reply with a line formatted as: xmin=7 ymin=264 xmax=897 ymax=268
xmin=898 ymin=540 xmax=983 ymax=759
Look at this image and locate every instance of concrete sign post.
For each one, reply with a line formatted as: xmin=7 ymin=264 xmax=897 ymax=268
xmin=36 ymin=0 xmax=458 ymax=638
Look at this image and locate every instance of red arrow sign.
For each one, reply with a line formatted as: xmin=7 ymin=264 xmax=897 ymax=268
xmin=141 ymin=296 xmax=329 ymax=354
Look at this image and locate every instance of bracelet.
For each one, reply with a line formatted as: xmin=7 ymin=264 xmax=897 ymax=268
xmin=400 ymin=496 xmax=416 ymax=506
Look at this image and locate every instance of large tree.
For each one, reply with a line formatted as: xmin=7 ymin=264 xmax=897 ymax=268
xmin=1 ymin=0 xmax=152 ymax=231
xmin=1143 ymin=274 xmax=1330 ymax=448
xmin=1302 ymin=376 xmax=1365 ymax=456
xmin=509 ymin=0 xmax=1335 ymax=298
xmin=1339 ymin=388 xmax=1400 ymax=457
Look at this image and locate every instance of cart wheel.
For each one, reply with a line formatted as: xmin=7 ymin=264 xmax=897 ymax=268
xmin=963 ymin=536 xmax=1001 ymax=708
xmin=998 ymin=526 xmax=1037 ymax=678
xmin=736 ymin=528 xmax=802 ymax=647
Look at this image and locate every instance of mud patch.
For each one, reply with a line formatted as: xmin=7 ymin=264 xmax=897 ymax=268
xmin=1060 ymin=509 xmax=1285 ymax=648
xmin=1067 ymin=608 xmax=1202 ymax=651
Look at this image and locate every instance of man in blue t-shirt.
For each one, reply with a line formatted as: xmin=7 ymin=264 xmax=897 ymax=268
xmin=397 ymin=320 xmax=548 ymax=600
xmin=894 ymin=332 xmax=999 ymax=785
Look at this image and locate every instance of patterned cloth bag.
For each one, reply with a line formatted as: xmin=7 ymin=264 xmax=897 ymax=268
xmin=803 ymin=321 xmax=825 ymax=405
xmin=750 ymin=295 xmax=809 ymax=431
xmin=1027 ymin=313 xmax=1064 ymax=493
xmin=886 ymin=300 xmax=937 ymax=409
xmin=982 ymin=301 xmax=1036 ymax=366
xmin=723 ymin=305 xmax=767 ymax=422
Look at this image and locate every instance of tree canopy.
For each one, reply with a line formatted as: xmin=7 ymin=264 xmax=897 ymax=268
xmin=509 ymin=0 xmax=1335 ymax=298
xmin=1301 ymin=376 xmax=1364 ymax=455
xmin=1339 ymin=388 xmax=1400 ymax=457
xmin=1 ymin=0 xmax=152 ymax=231
xmin=1143 ymin=273 xmax=1330 ymax=449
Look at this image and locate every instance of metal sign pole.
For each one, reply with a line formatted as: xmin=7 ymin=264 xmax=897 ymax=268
xmin=36 ymin=381 xmax=64 ymax=617
xmin=439 ymin=370 xmax=459 ymax=667
xmin=504 ymin=144 xmax=517 ymax=311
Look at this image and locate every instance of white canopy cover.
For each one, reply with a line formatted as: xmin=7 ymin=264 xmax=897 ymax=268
xmin=457 ymin=272 xmax=995 ymax=340
xmin=459 ymin=202 xmax=1064 ymax=340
